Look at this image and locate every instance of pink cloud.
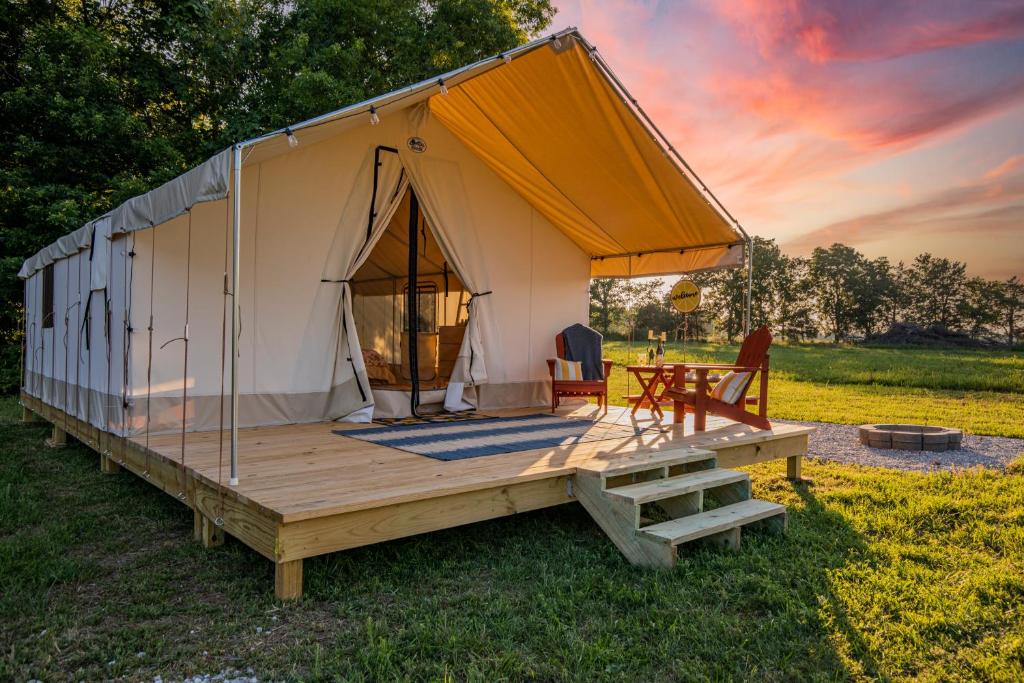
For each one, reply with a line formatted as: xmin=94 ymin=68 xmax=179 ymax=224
xmin=785 ymin=155 xmax=1024 ymax=251
xmin=713 ymin=0 xmax=1024 ymax=63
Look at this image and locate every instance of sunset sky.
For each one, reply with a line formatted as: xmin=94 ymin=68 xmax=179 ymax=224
xmin=553 ymin=0 xmax=1024 ymax=279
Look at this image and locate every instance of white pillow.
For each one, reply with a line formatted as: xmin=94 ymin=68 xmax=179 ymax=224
xmin=710 ymin=371 xmax=752 ymax=404
xmin=553 ymin=358 xmax=583 ymax=381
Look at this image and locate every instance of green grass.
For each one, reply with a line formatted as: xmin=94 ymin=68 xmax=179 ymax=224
xmin=3 ymin=398 xmax=1024 ymax=681
xmin=4 ymin=345 xmax=1023 ymax=680
xmin=604 ymin=341 xmax=1024 ymax=437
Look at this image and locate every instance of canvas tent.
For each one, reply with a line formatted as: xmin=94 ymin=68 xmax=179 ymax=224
xmin=20 ymin=29 xmax=750 ymax=481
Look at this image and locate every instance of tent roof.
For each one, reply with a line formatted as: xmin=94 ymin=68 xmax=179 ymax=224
xmin=20 ymin=28 xmax=747 ymax=280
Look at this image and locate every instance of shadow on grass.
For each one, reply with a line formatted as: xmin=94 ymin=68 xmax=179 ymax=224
xmin=790 ymin=480 xmax=880 ymax=679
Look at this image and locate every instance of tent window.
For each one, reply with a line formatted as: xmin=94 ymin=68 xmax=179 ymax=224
xmin=403 ymin=283 xmax=438 ymax=334
xmin=41 ymin=264 xmax=54 ymax=329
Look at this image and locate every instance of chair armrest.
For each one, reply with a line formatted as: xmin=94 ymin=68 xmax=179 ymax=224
xmin=546 ymin=358 xmax=555 ymax=378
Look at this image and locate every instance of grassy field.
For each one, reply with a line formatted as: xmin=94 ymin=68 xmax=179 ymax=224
xmin=604 ymin=341 xmax=1024 ymax=438
xmin=2 ymin=398 xmax=1023 ymax=681
xmin=3 ymin=344 xmax=1024 ymax=681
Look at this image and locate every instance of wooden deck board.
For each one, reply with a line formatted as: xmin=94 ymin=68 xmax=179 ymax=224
xmin=133 ymin=404 xmax=812 ymax=522
xmin=23 ymin=392 xmax=811 ymax=598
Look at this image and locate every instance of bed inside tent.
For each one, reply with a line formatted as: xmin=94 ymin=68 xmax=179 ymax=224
xmin=350 ymin=184 xmax=469 ymax=417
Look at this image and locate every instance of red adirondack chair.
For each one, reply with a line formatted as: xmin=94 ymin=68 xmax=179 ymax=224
xmin=666 ymin=326 xmax=772 ymax=431
xmin=546 ymin=332 xmax=613 ymax=413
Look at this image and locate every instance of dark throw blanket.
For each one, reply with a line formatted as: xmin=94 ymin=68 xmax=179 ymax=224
xmin=561 ymin=323 xmax=604 ymax=380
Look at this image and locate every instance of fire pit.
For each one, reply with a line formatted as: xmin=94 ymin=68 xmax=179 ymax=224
xmin=859 ymin=424 xmax=963 ymax=452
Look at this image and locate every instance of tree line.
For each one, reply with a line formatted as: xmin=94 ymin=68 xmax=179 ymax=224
xmin=0 ymin=0 xmax=555 ymax=392
xmin=591 ymin=238 xmax=1024 ymax=347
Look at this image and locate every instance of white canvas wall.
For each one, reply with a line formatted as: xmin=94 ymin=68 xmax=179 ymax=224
xmin=25 ymin=100 xmax=591 ymax=435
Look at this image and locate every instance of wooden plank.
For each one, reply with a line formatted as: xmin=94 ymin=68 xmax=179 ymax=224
xmin=21 ymin=391 xmax=807 ymax=580
xmin=604 ymin=468 xmax=748 ymax=505
xmin=703 ymin=526 xmax=741 ymax=550
xmin=787 ymin=454 xmax=803 ymax=480
xmin=275 ymin=476 xmax=573 ymax=562
xmin=640 ymin=499 xmax=786 ymax=545
xmin=99 ymin=453 xmax=121 ymax=475
xmin=577 ymin=448 xmax=716 ymax=478
xmin=192 ymin=480 xmax=278 ymax=560
xmin=574 ymin=471 xmax=676 ymax=569
xmin=275 ymin=559 xmax=303 ymax=601
xmin=713 ymin=433 xmax=809 ymax=469
xmin=45 ymin=423 xmax=67 ymax=449
xmin=193 ymin=509 xmax=225 ymax=548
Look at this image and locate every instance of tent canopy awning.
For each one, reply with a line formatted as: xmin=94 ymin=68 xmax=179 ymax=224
xmin=427 ymin=38 xmax=744 ymax=277
xmin=20 ymin=29 xmax=745 ymax=280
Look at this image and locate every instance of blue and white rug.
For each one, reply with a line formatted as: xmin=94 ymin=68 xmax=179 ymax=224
xmin=336 ymin=413 xmax=645 ymax=460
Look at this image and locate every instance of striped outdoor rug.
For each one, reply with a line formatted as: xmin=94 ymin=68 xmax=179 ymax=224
xmin=336 ymin=413 xmax=645 ymax=460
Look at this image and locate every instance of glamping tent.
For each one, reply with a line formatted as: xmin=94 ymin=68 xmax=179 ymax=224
xmin=19 ymin=29 xmax=750 ymax=480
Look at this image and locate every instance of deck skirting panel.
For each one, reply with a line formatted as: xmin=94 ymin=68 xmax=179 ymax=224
xmin=277 ymin=476 xmax=573 ymax=562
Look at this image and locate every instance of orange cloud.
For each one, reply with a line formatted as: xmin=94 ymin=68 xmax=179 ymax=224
xmin=785 ymin=156 xmax=1024 ymax=252
xmin=713 ymin=0 xmax=1024 ymax=63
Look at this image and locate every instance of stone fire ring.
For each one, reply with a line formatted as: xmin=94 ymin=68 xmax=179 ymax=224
xmin=859 ymin=424 xmax=963 ymax=452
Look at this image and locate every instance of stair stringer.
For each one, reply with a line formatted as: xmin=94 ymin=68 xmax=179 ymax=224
xmin=574 ymin=471 xmax=677 ymax=569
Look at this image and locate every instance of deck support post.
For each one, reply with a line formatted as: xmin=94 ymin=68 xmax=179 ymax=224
xmin=275 ymin=559 xmax=303 ymax=601
xmin=21 ymin=404 xmax=38 ymax=423
xmin=100 ymin=454 xmax=121 ymax=474
xmin=787 ymin=454 xmax=803 ymax=481
xmin=45 ymin=423 xmax=67 ymax=448
xmin=193 ymin=510 xmax=224 ymax=548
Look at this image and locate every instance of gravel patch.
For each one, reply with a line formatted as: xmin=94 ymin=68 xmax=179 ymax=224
xmin=778 ymin=419 xmax=1024 ymax=473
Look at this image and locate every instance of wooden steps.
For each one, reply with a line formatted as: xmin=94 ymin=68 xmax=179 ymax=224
xmin=605 ymin=468 xmax=748 ymax=504
xmin=581 ymin=447 xmax=718 ymax=478
xmin=639 ymin=499 xmax=786 ymax=545
xmin=574 ymin=449 xmax=786 ymax=568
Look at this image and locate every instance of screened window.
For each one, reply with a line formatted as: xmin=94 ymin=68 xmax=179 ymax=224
xmin=41 ymin=264 xmax=54 ymax=329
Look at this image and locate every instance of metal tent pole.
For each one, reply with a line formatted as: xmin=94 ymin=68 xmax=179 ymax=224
xmin=745 ymin=236 xmax=754 ymax=337
xmin=229 ymin=144 xmax=242 ymax=486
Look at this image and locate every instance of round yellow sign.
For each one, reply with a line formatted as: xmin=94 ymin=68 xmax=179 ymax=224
xmin=670 ymin=279 xmax=701 ymax=314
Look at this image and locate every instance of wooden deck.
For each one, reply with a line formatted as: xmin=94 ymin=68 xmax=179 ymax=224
xmin=21 ymin=393 xmax=812 ymax=599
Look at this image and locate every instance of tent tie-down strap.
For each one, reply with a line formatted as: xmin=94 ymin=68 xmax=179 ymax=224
xmin=320 ymin=279 xmax=367 ymax=400
xmin=330 ymin=283 xmax=368 ymax=404
xmin=465 ymin=291 xmax=492 ymax=388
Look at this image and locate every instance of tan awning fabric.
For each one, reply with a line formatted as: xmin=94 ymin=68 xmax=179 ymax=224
xmin=427 ymin=38 xmax=743 ymax=277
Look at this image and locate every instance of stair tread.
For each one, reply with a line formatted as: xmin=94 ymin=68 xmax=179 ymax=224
xmin=639 ymin=499 xmax=786 ymax=545
xmin=605 ymin=468 xmax=748 ymax=504
xmin=577 ymin=448 xmax=716 ymax=477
